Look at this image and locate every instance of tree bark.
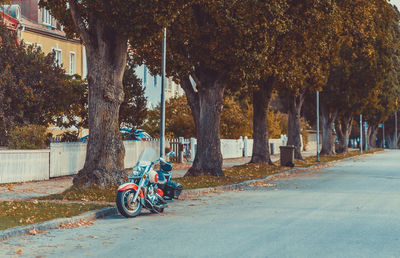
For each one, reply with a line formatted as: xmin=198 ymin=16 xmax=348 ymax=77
xmin=320 ymin=104 xmax=337 ymax=155
xmin=250 ymin=79 xmax=274 ymax=164
xmin=73 ymin=21 xmax=128 ymax=188
xmin=335 ymin=116 xmax=353 ymax=154
xmin=182 ymin=75 xmax=225 ymax=177
xmin=287 ymin=92 xmax=305 ymax=160
xmin=368 ymin=125 xmax=378 ymax=149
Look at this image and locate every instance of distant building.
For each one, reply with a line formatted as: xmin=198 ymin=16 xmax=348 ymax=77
xmin=2 ymin=1 xmax=87 ymax=78
xmin=136 ymin=65 xmax=184 ymax=109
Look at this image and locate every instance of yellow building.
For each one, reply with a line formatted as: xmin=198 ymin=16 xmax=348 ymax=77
xmin=5 ymin=2 xmax=87 ymax=78
xmin=21 ymin=18 xmax=85 ymax=77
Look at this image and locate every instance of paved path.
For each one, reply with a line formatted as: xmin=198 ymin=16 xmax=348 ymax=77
xmin=0 ymin=150 xmax=318 ymax=201
xmin=1 ymin=150 xmax=399 ymax=257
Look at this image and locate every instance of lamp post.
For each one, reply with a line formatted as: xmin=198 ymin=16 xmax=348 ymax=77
xmin=395 ymin=112 xmax=398 ymax=149
xmin=383 ymin=123 xmax=385 ymax=149
xmin=160 ymin=28 xmax=167 ymax=158
xmin=364 ymin=121 xmax=368 ymax=151
xmin=316 ymin=91 xmax=320 ymax=162
xmin=360 ymin=115 xmax=363 ymax=154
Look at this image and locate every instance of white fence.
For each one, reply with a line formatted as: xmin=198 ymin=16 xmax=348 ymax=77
xmin=50 ymin=141 xmax=162 ymax=178
xmin=0 ymin=136 xmax=287 ymax=184
xmin=50 ymin=143 xmax=87 ymax=178
xmin=0 ymin=150 xmax=50 ymax=184
xmin=221 ymin=139 xmax=244 ymax=159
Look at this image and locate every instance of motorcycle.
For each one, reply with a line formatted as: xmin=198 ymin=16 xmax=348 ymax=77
xmin=116 ymin=148 xmax=183 ymax=218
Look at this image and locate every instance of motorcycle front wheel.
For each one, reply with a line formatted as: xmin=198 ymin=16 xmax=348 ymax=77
xmin=116 ymin=189 xmax=142 ymax=218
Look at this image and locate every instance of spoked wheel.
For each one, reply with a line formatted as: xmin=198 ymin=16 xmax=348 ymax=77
xmin=116 ymin=189 xmax=142 ymax=218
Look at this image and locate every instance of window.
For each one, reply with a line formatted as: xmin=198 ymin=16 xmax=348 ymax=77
xmin=42 ymin=8 xmax=52 ymax=26
xmin=154 ymin=76 xmax=157 ymax=87
xmin=69 ymin=52 xmax=76 ymax=75
xmin=52 ymin=48 xmax=62 ymax=66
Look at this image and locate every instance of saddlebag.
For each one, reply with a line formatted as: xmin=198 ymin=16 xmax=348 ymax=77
xmin=163 ymin=180 xmax=183 ymax=199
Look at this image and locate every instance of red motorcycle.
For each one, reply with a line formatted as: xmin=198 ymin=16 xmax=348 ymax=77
xmin=116 ymin=149 xmax=182 ymax=218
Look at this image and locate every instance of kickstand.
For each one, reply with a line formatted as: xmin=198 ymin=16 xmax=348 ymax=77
xmin=152 ymin=208 xmax=164 ymax=216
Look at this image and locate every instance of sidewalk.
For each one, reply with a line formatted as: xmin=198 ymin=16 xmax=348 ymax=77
xmin=0 ymin=149 xmax=319 ymax=201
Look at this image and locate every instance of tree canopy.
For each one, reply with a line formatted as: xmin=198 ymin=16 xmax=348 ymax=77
xmin=0 ymin=22 xmax=83 ymax=145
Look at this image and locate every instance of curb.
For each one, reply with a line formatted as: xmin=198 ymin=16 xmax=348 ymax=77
xmin=0 ymin=206 xmax=118 ymax=241
xmin=0 ymin=150 xmax=381 ymax=241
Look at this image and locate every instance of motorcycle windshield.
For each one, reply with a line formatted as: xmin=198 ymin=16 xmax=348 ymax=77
xmin=136 ymin=147 xmax=158 ymax=167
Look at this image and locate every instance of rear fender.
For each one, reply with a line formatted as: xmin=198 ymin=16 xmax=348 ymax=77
xmin=118 ymin=183 xmax=144 ymax=198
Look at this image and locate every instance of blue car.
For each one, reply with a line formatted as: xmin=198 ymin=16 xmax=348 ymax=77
xmin=79 ymin=129 xmax=151 ymax=143
xmin=120 ymin=129 xmax=152 ymax=141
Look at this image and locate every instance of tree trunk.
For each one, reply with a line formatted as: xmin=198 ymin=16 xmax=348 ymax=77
xmin=73 ymin=23 xmax=128 ymax=188
xmin=182 ymin=75 xmax=225 ymax=177
xmin=368 ymin=125 xmax=378 ymax=149
xmin=335 ymin=116 xmax=353 ymax=154
xmin=250 ymin=79 xmax=274 ymax=164
xmin=287 ymin=92 xmax=305 ymax=160
xmin=320 ymin=105 xmax=337 ymax=155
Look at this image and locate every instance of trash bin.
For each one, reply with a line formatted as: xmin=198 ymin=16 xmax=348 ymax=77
xmin=279 ymin=145 xmax=295 ymax=167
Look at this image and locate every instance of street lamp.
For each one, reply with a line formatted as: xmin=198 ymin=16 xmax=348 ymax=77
xmin=160 ymin=28 xmax=167 ymax=158
xmin=316 ymin=91 xmax=320 ymax=162
xmin=360 ymin=114 xmax=363 ymax=154
xmin=395 ymin=112 xmax=398 ymax=149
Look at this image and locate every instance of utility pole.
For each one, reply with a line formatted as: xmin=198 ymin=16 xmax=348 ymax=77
xmin=160 ymin=28 xmax=167 ymax=158
xmin=364 ymin=121 xmax=368 ymax=151
xmin=316 ymin=91 xmax=320 ymax=162
xmin=395 ymin=112 xmax=398 ymax=149
xmin=360 ymin=114 xmax=363 ymax=154
xmin=382 ymin=123 xmax=385 ymax=149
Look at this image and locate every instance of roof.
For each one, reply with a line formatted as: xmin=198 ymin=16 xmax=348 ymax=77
xmin=0 ymin=11 xmax=20 ymax=31
xmin=20 ymin=16 xmax=80 ymax=43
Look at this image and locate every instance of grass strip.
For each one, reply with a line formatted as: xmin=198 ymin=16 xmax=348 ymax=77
xmin=39 ymin=148 xmax=382 ymax=202
xmin=0 ymin=201 xmax=109 ymax=230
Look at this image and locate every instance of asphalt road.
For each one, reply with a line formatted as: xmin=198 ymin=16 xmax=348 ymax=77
xmin=1 ymin=150 xmax=400 ymax=257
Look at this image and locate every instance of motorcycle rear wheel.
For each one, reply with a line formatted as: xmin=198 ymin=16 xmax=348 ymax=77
xmin=116 ymin=189 xmax=142 ymax=218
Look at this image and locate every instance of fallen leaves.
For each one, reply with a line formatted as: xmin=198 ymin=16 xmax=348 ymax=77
xmin=29 ymin=227 xmax=46 ymax=235
xmin=7 ymin=184 xmax=14 ymax=191
xmin=56 ymin=219 xmax=94 ymax=229
xmin=0 ymin=201 xmax=107 ymax=230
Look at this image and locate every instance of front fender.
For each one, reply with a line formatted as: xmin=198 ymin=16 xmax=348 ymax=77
xmin=117 ymin=183 xmax=144 ymax=198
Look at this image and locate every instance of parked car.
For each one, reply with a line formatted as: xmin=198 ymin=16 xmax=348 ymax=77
xmin=79 ymin=129 xmax=151 ymax=143
xmin=121 ymin=129 xmax=152 ymax=141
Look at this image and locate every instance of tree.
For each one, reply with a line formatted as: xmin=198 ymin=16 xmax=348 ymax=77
xmin=142 ymin=95 xmax=252 ymax=139
xmin=142 ymin=96 xmax=196 ymax=139
xmin=0 ymin=21 xmax=83 ymax=145
xmin=272 ymin=0 xmax=341 ymax=160
xmin=136 ymin=1 xmax=289 ymax=176
xmin=75 ymin=58 xmax=148 ymax=130
xmin=119 ymin=60 xmax=147 ymax=129
xmin=320 ymin=0 xmax=398 ymax=154
xmin=40 ymin=0 xmax=187 ymax=187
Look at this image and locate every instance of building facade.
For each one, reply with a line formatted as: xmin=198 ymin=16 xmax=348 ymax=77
xmin=2 ymin=1 xmax=86 ymax=78
xmin=136 ymin=65 xmax=185 ymax=109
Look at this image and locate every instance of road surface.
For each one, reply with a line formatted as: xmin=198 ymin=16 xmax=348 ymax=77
xmin=1 ymin=150 xmax=399 ymax=257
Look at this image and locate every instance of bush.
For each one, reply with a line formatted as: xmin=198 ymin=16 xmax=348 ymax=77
xmin=7 ymin=125 xmax=50 ymax=149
